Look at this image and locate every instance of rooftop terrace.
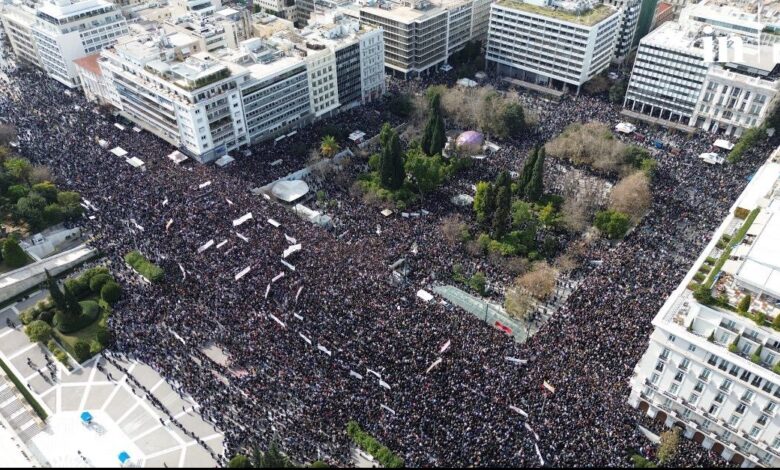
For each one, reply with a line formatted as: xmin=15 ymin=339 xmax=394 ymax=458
xmin=496 ymin=0 xmax=615 ymax=26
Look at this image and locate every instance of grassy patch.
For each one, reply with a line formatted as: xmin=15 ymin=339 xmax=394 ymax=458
xmin=0 ymin=356 xmax=48 ymax=420
xmin=498 ymin=1 xmax=614 ymax=26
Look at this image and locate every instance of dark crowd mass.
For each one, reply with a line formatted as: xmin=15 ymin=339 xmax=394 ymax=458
xmin=0 ymin=40 xmax=774 ymax=468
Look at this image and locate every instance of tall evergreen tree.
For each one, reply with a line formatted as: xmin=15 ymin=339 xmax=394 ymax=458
xmin=526 ymin=146 xmax=545 ymax=202
xmin=483 ymin=183 xmax=497 ymax=227
xmin=379 ymin=122 xmax=393 ymax=148
xmin=429 ymin=116 xmax=446 ymax=156
xmin=421 ymin=94 xmax=442 ymax=155
xmin=387 ymin=132 xmax=405 ymax=190
xmin=517 ymin=147 xmax=538 ymax=196
xmin=62 ymin=284 xmax=82 ymax=319
xmin=46 ymin=269 xmax=66 ymax=311
xmin=492 ymin=185 xmax=511 ymax=239
xmin=495 ymin=170 xmax=511 ymax=192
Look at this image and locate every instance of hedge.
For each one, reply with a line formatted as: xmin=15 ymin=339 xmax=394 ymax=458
xmin=124 ymin=251 xmax=164 ymax=282
xmin=703 ymin=208 xmax=760 ymax=289
xmin=346 ymin=421 xmax=404 ymax=468
xmin=0 ymin=356 xmax=47 ymax=420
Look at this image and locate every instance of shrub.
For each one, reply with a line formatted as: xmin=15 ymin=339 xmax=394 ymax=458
xmin=89 ymin=273 xmax=112 ymax=293
xmin=54 ymin=349 xmax=69 ymax=367
xmin=469 ymin=272 xmax=487 ymax=296
xmin=47 ymin=339 xmax=58 ymax=351
xmin=751 ymin=345 xmax=763 ymax=364
xmin=737 ymin=294 xmax=752 ymax=313
xmin=38 ymin=309 xmax=55 ymax=325
xmin=100 ymin=281 xmax=121 ymax=305
xmin=594 ymin=210 xmax=631 ymax=239
xmin=631 ymin=454 xmax=657 ymax=468
xmin=705 ymin=257 xmax=716 ymax=265
xmin=228 ymin=455 xmax=251 ymax=468
xmin=64 ymin=277 xmax=90 ymax=299
xmin=95 ymin=326 xmax=110 ymax=345
xmin=309 ymin=461 xmax=329 ymax=468
xmin=54 ymin=300 xmax=101 ymax=334
xmin=89 ymin=340 xmax=103 ymax=356
xmin=25 ymin=320 xmax=52 ymax=343
xmin=346 ymin=421 xmax=403 ymax=468
xmin=734 ymin=207 xmax=750 ymax=219
xmin=693 ymin=285 xmax=713 ymax=305
xmin=72 ymin=340 xmax=91 ymax=363
xmin=19 ymin=308 xmax=38 ymax=325
xmin=693 ymin=273 xmax=705 ymax=282
xmin=124 ymin=251 xmax=164 ymax=282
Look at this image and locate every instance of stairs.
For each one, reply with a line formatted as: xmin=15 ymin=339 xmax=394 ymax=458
xmin=0 ymin=375 xmax=44 ymax=442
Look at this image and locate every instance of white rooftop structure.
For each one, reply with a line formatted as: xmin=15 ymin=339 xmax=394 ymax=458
xmin=272 ymin=180 xmax=310 ymax=202
xmin=735 ymin=211 xmax=780 ymax=299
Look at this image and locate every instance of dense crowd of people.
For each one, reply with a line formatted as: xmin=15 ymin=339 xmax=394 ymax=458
xmin=1 ymin=39 xmax=775 ymax=468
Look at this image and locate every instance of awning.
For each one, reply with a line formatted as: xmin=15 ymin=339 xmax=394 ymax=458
xmin=417 ymin=289 xmax=434 ymax=302
xmin=272 ymin=180 xmax=309 ymax=203
xmin=110 ymin=147 xmax=128 ymax=157
xmin=714 ymin=139 xmax=734 ymax=150
xmin=168 ymin=150 xmax=188 ymax=164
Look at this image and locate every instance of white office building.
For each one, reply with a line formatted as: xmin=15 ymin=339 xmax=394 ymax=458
xmin=623 ymin=0 xmax=780 ymax=136
xmin=486 ymin=0 xmax=621 ymax=91
xmin=1 ymin=0 xmax=129 ymax=87
xmin=605 ymin=0 xmax=641 ymax=60
xmin=629 ymin=153 xmax=780 ymax=468
xmin=356 ymin=0 xmax=491 ymax=78
xmin=90 ymin=13 xmax=383 ymax=162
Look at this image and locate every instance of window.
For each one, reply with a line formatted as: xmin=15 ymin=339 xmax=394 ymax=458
xmin=651 ymin=373 xmax=660 ymax=385
xmin=739 ymin=369 xmax=751 ymax=381
xmin=680 ymin=358 xmax=690 ymax=370
xmin=772 ymin=437 xmax=780 ymax=450
xmin=728 ymin=414 xmax=740 ymax=427
xmin=765 ymin=402 xmax=777 ymax=414
xmin=714 ymin=392 xmax=725 ymax=403
xmin=694 ymin=381 xmax=704 ymax=393
xmin=655 ymin=360 xmax=665 ymax=373
xmin=660 ymin=348 xmax=670 ymax=360
xmin=742 ymin=390 xmax=755 ymax=403
xmin=751 ymin=376 xmax=762 ymax=388
xmin=688 ymin=344 xmax=697 ymax=352
xmin=699 ymin=368 xmax=711 ymax=381
xmin=670 ymin=383 xmax=679 ymax=395
xmin=689 ymin=393 xmax=700 ymax=405
xmin=709 ymin=404 xmax=720 ymax=415
xmin=736 ymin=403 xmax=746 ymax=414
xmin=674 ymin=371 xmax=684 ymax=382
xmin=750 ymin=426 xmax=761 ymax=438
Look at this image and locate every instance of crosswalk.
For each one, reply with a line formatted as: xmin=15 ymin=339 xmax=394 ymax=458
xmin=0 ymin=375 xmax=44 ymax=442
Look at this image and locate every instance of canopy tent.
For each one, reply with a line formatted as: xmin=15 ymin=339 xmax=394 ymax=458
xmin=80 ymin=411 xmax=93 ymax=424
xmin=698 ymin=152 xmax=724 ymax=165
xmin=417 ymin=289 xmax=434 ymax=302
xmin=714 ymin=139 xmax=734 ymax=150
xmin=126 ymin=157 xmax=145 ymax=170
xmin=97 ymin=139 xmax=109 ymax=149
xmin=168 ymin=150 xmax=188 ymax=165
xmin=456 ymin=78 xmax=478 ymax=88
xmin=110 ymin=147 xmax=128 ymax=157
xmin=113 ymin=123 xmax=126 ymax=131
xmin=349 ymin=130 xmax=366 ymax=143
xmin=215 ymin=154 xmax=235 ymax=167
xmin=118 ymin=452 xmax=130 ymax=464
xmin=381 ymin=209 xmax=393 ymax=217
xmin=615 ymin=122 xmax=636 ymax=134
xmin=272 ymin=180 xmax=310 ymax=203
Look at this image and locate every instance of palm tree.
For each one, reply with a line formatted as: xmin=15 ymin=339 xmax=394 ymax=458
xmin=320 ymin=135 xmax=339 ymax=159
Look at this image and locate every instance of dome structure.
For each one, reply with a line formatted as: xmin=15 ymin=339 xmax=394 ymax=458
xmin=455 ymin=131 xmax=484 ymax=152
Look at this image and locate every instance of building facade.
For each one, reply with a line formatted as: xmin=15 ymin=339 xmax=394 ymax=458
xmin=605 ymin=0 xmax=641 ymax=60
xmin=629 ymin=155 xmax=780 ymax=468
xmin=486 ymin=0 xmax=621 ymax=91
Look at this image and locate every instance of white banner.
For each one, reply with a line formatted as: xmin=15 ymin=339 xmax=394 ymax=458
xmin=197 ymin=239 xmax=215 ymax=254
xmin=367 ymin=369 xmax=381 ymax=379
xmin=293 ymin=313 xmax=303 ymax=321
xmin=535 ymin=444 xmax=544 ymax=466
xmin=216 ymin=240 xmax=228 ymax=249
xmin=295 ymin=286 xmax=303 ymax=302
xmin=505 ymin=357 xmax=527 ymax=365
xmin=166 ymin=219 xmax=173 ymax=231
xmin=226 ymin=198 xmax=234 ymax=206
xmin=234 ymin=266 xmax=251 ymax=281
xmin=281 ymin=259 xmax=296 ymax=271
xmin=130 ymin=218 xmax=144 ymax=232
xmin=272 ymin=272 xmax=284 ymax=283
xmin=169 ymin=329 xmax=186 ymax=345
xmin=509 ymin=405 xmax=528 ymax=419
xmin=178 ymin=263 xmax=186 ymax=280
xmin=264 ymin=284 xmax=270 ymax=299
xmin=198 ymin=181 xmax=211 ymax=189
xmin=439 ymin=340 xmax=451 ymax=354
xmin=269 ymin=314 xmax=286 ymax=328
xmin=525 ymin=423 xmax=539 ymax=441
xmin=299 ymin=333 xmax=312 ymax=345
xmin=317 ymin=344 xmax=332 ymax=356
xmin=543 ymin=381 xmax=556 ymax=394
xmin=282 ymin=244 xmax=302 ymax=259
xmin=425 ymin=358 xmax=442 ymax=374
xmin=349 ymin=370 xmax=363 ymax=380
xmin=235 ymin=232 xmax=249 ymax=242
xmin=380 ymin=404 xmax=396 ymax=415
xmin=232 ymin=212 xmax=253 ymax=227
xmin=162 ymin=198 xmax=169 ymax=206
xmin=284 ymin=234 xmax=297 ymax=244
xmin=267 ymin=218 xmax=280 ymax=228
xmin=379 ymin=380 xmax=391 ymax=390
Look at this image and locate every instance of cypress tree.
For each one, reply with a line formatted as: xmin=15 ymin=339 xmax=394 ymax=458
xmin=492 ymin=185 xmax=511 ymax=239
xmin=526 ymin=146 xmax=545 ymax=202
xmin=63 ymin=284 xmax=82 ymax=319
xmin=483 ymin=183 xmax=497 ymax=227
xmin=429 ymin=116 xmax=446 ymax=157
xmin=46 ymin=269 xmax=66 ymax=311
xmin=379 ymin=140 xmax=392 ymax=188
xmin=517 ymin=147 xmax=538 ymax=196
xmin=421 ymin=94 xmax=442 ymax=155
xmin=388 ymin=133 xmax=405 ymax=190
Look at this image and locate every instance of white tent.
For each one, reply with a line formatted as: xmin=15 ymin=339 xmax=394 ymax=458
xmin=457 ymin=78 xmax=477 ymax=88
xmin=381 ymin=209 xmax=393 ymax=217
xmin=698 ymin=152 xmax=724 ymax=165
xmin=416 ymin=289 xmax=434 ymax=302
xmin=349 ymin=131 xmax=366 ymax=143
xmin=113 ymin=123 xmax=126 ymax=131
xmin=126 ymin=157 xmax=145 ymax=170
xmin=168 ymin=150 xmax=188 ymax=165
xmin=272 ymin=180 xmax=309 ymax=203
xmin=110 ymin=147 xmax=128 ymax=157
xmin=215 ymin=154 xmax=235 ymax=167
xmin=98 ymin=139 xmax=109 ymax=149
xmin=714 ymin=139 xmax=734 ymax=150
xmin=615 ymin=122 xmax=636 ymax=134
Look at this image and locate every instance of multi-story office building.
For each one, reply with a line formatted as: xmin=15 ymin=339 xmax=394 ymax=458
xmin=605 ymin=0 xmax=641 ymax=60
xmin=486 ymin=0 xmax=621 ymax=91
xmin=164 ymin=8 xmax=253 ymax=53
xmin=356 ymin=0 xmax=490 ymax=78
xmin=89 ymin=13 xmax=383 ymax=162
xmin=632 ymin=0 xmax=658 ymax=47
xmin=623 ymin=0 xmax=780 ymax=136
xmin=1 ymin=0 xmax=128 ymax=87
xmin=629 ymin=153 xmax=780 ymax=468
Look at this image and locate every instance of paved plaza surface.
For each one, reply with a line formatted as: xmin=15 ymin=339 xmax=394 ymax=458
xmin=0 ymin=292 xmax=224 ymax=467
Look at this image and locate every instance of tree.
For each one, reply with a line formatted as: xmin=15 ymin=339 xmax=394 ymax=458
xmin=511 ymin=200 xmax=534 ymax=229
xmin=57 ymin=191 xmax=83 ymax=220
xmin=388 ymin=133 xmax=405 ymax=190
xmin=517 ymin=147 xmax=538 ymax=196
xmin=492 ymin=186 xmax=511 ymax=239
xmin=609 ymin=171 xmax=651 ymax=222
xmin=502 ymin=103 xmax=526 ymax=138
xmin=63 ymin=284 xmax=82 ymax=319
xmin=228 ymin=455 xmax=251 ymax=468
xmin=737 ymin=294 xmax=752 ymax=313
xmin=379 ymin=122 xmax=393 ymax=149
xmin=73 ymin=340 xmax=91 ymax=362
xmin=609 ymin=80 xmax=627 ymax=104
xmin=474 ymin=181 xmax=493 ymax=224
xmin=594 ymin=210 xmax=631 ymax=239
xmin=516 ymin=262 xmax=558 ymax=301
xmin=657 ymin=428 xmax=680 ymax=465
xmin=429 ymin=116 xmax=446 ymax=157
xmin=15 ymin=192 xmax=47 ymax=230
xmin=319 ymin=135 xmax=339 ymax=159
xmin=31 ymin=181 xmax=58 ymax=202
xmin=25 ymin=320 xmax=52 ymax=343
xmin=405 ymin=150 xmax=443 ymax=200
xmin=252 ymin=440 xmax=292 ymax=468
xmin=4 ymin=157 xmax=32 ymax=184
xmin=504 ymin=286 xmax=534 ymax=321
xmin=440 ymin=214 xmax=468 ymax=246
xmin=2 ymin=238 xmax=27 ymax=268
xmin=43 ymin=204 xmax=64 ymax=227
xmin=101 ymin=281 xmax=122 ymax=305
xmin=693 ymin=285 xmax=713 ymax=305
xmin=46 ymin=269 xmax=67 ymax=311
xmin=537 ymin=202 xmax=559 ymax=228
xmin=422 ymin=93 xmax=445 ymax=156
xmin=525 ymin=147 xmax=545 ymax=202
xmin=773 ymin=313 xmax=780 ymax=331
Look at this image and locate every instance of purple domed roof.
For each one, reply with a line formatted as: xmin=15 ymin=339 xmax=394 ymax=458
xmin=456 ymin=131 xmax=484 ymax=148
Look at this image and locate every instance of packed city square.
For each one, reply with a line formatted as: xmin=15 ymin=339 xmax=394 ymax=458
xmin=0 ymin=32 xmax=776 ymax=468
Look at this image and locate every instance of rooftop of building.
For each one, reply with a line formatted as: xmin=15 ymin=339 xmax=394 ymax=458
xmin=37 ymin=0 xmax=116 ymax=20
xmin=359 ymin=0 xmax=456 ymax=23
xmin=656 ymin=148 xmax=780 ymax=373
xmin=495 ymin=0 xmax=616 ymax=26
